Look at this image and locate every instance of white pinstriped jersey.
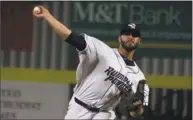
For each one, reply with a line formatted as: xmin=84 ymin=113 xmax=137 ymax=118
xmin=73 ymin=33 xmax=149 ymax=110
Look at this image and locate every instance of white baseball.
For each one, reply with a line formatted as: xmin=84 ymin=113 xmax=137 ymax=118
xmin=33 ymin=6 xmax=41 ymax=13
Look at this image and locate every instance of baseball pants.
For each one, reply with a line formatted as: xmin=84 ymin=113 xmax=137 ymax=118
xmin=64 ymin=96 xmax=116 ymax=119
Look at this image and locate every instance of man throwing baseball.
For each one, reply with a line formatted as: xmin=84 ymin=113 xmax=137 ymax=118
xmin=33 ymin=5 xmax=149 ymax=120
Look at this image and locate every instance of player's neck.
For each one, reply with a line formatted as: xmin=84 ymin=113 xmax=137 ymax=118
xmin=118 ymin=48 xmax=134 ymax=61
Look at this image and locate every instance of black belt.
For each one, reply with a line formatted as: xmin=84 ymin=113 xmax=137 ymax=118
xmin=74 ymin=97 xmax=100 ymax=112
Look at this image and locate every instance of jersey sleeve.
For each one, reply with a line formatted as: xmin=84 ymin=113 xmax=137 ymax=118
xmin=77 ymin=33 xmax=97 ymax=55
xmin=77 ymin=33 xmax=111 ymax=58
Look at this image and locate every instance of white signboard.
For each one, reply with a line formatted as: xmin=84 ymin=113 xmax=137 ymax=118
xmin=1 ymin=80 xmax=70 ymax=119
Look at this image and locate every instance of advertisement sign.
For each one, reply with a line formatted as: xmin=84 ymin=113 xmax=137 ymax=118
xmin=1 ymin=80 xmax=69 ymax=119
xmin=68 ymin=1 xmax=192 ymax=43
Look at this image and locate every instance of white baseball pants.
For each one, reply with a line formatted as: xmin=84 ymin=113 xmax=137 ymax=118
xmin=64 ymin=96 xmax=116 ymax=119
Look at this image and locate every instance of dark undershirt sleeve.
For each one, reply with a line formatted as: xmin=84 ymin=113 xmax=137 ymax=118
xmin=65 ymin=32 xmax=86 ymax=51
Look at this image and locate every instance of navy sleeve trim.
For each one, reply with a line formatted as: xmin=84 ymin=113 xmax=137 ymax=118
xmin=65 ymin=32 xmax=86 ymax=51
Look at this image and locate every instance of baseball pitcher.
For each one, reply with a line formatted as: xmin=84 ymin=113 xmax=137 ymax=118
xmin=33 ymin=5 xmax=149 ymax=120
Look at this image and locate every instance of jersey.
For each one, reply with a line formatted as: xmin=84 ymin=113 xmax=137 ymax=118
xmin=73 ymin=33 xmax=149 ymax=110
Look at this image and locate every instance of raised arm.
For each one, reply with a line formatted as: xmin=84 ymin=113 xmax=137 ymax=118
xmin=33 ymin=5 xmax=71 ymax=40
xmin=32 ymin=5 xmax=86 ymax=51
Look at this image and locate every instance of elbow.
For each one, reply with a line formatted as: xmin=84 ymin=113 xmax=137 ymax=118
xmin=62 ymin=30 xmax=72 ymax=40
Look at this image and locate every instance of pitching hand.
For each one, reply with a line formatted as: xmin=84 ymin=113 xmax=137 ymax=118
xmin=32 ymin=5 xmax=50 ymax=19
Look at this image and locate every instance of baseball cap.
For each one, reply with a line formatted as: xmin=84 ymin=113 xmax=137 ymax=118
xmin=120 ymin=23 xmax=141 ymax=37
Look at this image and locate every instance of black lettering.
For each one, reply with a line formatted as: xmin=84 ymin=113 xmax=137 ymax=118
xmin=1 ymin=112 xmax=16 ymax=119
xmin=110 ymin=70 xmax=118 ymax=76
xmin=104 ymin=76 xmax=114 ymax=81
xmin=1 ymin=89 xmax=21 ymax=98
xmin=111 ymin=78 xmax=119 ymax=84
xmin=119 ymin=74 xmax=125 ymax=80
xmin=104 ymin=66 xmax=133 ymax=93
xmin=1 ymin=100 xmax=13 ymax=109
xmin=104 ymin=67 xmax=114 ymax=75
xmin=115 ymin=72 xmax=122 ymax=78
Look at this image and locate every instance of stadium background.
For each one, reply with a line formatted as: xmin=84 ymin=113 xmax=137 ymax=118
xmin=1 ymin=1 xmax=192 ymax=120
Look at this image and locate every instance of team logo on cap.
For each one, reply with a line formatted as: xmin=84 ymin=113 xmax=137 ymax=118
xmin=128 ymin=23 xmax=136 ymax=29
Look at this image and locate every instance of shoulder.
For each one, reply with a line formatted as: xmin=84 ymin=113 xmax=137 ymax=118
xmin=80 ymin=33 xmax=112 ymax=50
xmin=79 ymin=33 xmax=98 ymax=41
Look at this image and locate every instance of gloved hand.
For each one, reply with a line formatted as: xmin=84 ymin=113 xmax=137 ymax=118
xmin=128 ymin=99 xmax=144 ymax=117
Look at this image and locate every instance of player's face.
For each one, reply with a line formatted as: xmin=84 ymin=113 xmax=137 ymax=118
xmin=119 ymin=34 xmax=140 ymax=52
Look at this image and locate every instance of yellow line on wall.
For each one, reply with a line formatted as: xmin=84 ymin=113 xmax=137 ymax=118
xmin=1 ymin=68 xmax=192 ymax=89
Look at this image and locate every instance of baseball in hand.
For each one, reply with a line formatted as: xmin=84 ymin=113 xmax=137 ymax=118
xmin=33 ymin=6 xmax=41 ymax=14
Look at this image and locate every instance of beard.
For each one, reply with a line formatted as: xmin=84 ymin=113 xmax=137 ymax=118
xmin=120 ymin=40 xmax=139 ymax=52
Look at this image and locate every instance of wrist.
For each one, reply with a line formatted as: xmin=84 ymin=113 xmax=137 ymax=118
xmin=44 ymin=13 xmax=52 ymax=21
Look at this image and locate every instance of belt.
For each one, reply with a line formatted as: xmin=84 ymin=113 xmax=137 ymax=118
xmin=74 ymin=97 xmax=100 ymax=112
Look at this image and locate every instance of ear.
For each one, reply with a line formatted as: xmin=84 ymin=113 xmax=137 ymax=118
xmin=137 ymin=37 xmax=141 ymax=44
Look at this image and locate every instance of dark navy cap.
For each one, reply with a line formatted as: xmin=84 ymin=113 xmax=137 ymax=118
xmin=120 ymin=23 xmax=141 ymax=37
